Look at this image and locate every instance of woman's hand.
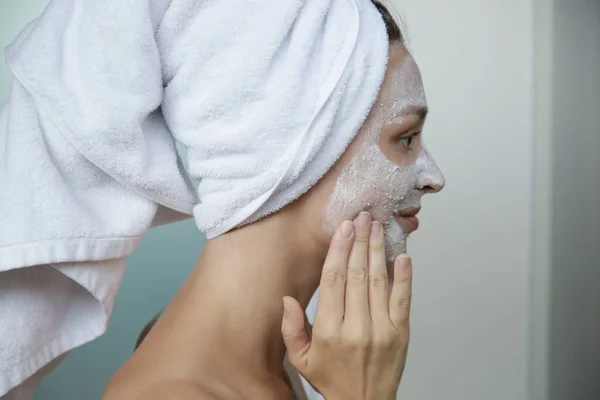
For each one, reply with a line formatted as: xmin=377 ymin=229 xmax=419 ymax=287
xmin=281 ymin=212 xmax=413 ymax=400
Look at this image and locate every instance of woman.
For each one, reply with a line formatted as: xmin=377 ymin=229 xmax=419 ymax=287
xmin=103 ymin=10 xmax=444 ymax=400
xmin=0 ymin=0 xmax=443 ymax=398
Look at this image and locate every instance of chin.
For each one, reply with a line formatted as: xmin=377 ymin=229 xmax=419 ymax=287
xmin=383 ymin=217 xmax=407 ymax=265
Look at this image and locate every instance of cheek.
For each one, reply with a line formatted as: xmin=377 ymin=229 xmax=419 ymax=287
xmin=366 ymin=163 xmax=415 ymax=222
xmin=323 ymin=143 xmax=417 ymax=232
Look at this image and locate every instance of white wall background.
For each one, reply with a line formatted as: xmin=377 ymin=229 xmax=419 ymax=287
xmin=390 ymin=0 xmax=533 ymax=399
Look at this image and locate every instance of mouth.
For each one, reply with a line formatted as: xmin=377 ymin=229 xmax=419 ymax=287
xmin=393 ymin=207 xmax=421 ymax=233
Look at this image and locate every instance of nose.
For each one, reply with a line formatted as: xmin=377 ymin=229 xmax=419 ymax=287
xmin=421 ymin=172 xmax=445 ymax=193
xmin=416 ymin=147 xmax=445 ymax=193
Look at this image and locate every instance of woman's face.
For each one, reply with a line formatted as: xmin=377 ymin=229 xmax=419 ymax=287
xmin=314 ymin=43 xmax=445 ymax=265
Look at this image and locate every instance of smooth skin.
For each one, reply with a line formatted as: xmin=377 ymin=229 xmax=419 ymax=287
xmin=282 ymin=212 xmax=412 ymax=400
xmin=102 ymin=213 xmax=412 ymax=400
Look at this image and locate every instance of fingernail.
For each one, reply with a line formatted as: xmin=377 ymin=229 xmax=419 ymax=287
xmin=370 ymin=221 xmax=382 ymax=237
xmin=282 ymin=297 xmax=291 ymax=315
xmin=340 ymin=220 xmax=354 ymax=238
xmin=396 ymin=254 xmax=411 ymax=269
xmin=357 ymin=211 xmax=371 ymax=229
xmin=281 ymin=298 xmax=292 ymax=332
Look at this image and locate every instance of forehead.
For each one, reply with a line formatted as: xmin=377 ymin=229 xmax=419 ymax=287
xmin=379 ymin=44 xmax=427 ymax=116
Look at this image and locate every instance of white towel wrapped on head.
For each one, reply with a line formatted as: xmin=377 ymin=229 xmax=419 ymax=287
xmin=160 ymin=0 xmax=389 ymax=238
xmin=0 ymin=0 xmax=388 ymax=396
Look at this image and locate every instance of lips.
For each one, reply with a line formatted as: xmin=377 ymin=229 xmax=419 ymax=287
xmin=394 ymin=207 xmax=421 ymax=233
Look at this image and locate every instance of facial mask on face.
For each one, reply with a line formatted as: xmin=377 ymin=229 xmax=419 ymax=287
xmin=325 ymin=52 xmax=441 ymax=264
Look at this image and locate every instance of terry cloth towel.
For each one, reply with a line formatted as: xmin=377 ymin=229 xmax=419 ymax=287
xmin=0 ymin=0 xmax=198 ymax=394
xmin=0 ymin=0 xmax=388 ymax=396
xmin=164 ymin=0 xmax=389 ymax=238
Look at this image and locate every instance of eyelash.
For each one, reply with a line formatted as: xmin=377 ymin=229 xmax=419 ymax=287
xmin=398 ymin=132 xmax=421 ymax=150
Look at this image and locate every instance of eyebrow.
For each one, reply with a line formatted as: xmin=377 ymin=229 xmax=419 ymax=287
xmin=399 ymin=104 xmax=429 ymax=120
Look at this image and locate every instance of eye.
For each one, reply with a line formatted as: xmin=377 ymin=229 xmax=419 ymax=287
xmin=397 ymin=132 xmax=421 ymax=151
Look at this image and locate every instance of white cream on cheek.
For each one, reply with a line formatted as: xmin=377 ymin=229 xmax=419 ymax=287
xmin=324 ymin=53 xmax=434 ymax=264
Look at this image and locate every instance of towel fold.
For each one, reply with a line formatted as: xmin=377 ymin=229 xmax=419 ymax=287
xmin=0 ymin=0 xmax=388 ymax=396
xmin=1 ymin=0 xmax=196 ymax=394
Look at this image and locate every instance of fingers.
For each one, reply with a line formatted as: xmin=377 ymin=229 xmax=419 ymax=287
xmin=314 ymin=220 xmax=355 ymax=326
xmin=281 ymin=296 xmax=311 ymax=371
xmin=344 ymin=212 xmax=372 ymax=324
xmin=389 ymin=255 xmax=413 ymax=331
xmin=368 ymin=221 xmax=389 ymax=322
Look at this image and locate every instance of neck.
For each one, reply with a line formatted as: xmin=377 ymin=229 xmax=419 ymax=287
xmin=189 ymin=212 xmax=327 ymax=379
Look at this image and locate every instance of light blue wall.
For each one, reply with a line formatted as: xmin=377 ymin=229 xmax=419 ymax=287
xmin=0 ymin=2 xmax=205 ymax=398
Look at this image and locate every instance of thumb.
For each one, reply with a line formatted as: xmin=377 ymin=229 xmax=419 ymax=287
xmin=281 ymin=296 xmax=310 ymax=370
